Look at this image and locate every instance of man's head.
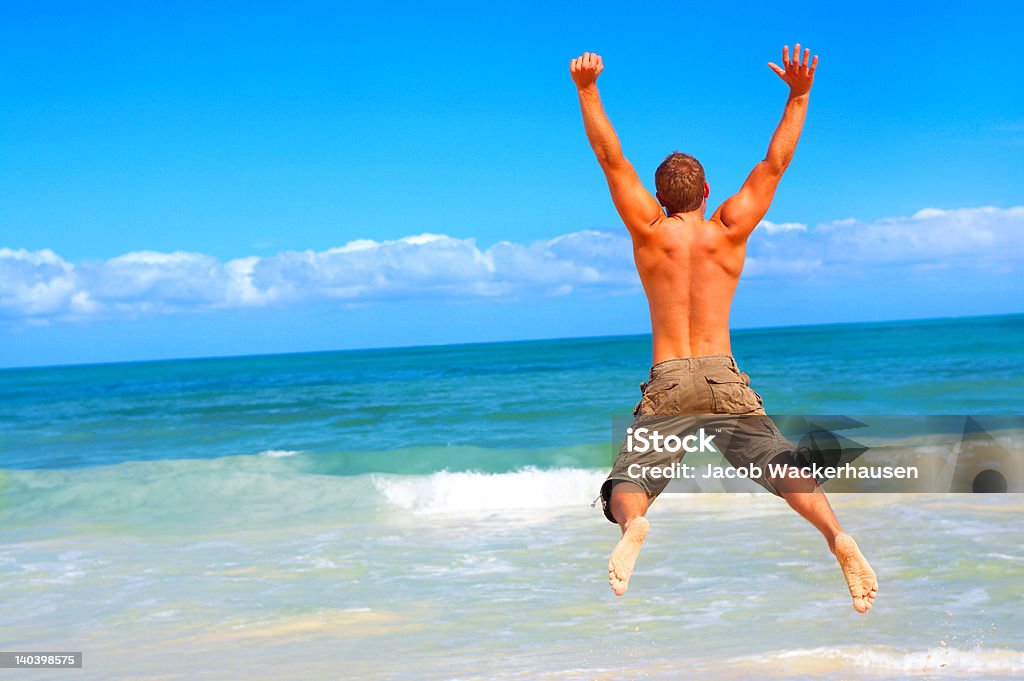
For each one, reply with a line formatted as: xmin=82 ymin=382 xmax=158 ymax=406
xmin=654 ymin=152 xmax=710 ymax=216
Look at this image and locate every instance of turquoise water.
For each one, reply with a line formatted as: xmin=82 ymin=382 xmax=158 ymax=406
xmin=1 ymin=314 xmax=1023 ymax=679
xmin=3 ymin=314 xmax=1023 ymax=472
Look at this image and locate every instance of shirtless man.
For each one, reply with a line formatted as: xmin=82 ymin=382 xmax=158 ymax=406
xmin=571 ymin=46 xmax=878 ymax=613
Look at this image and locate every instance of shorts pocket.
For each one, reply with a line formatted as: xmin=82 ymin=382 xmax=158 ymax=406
xmin=705 ymin=373 xmax=760 ymax=414
xmin=632 ymin=381 xmax=647 ymax=416
xmin=738 ymin=372 xmax=765 ymax=407
xmin=638 ymin=380 xmax=679 ymax=416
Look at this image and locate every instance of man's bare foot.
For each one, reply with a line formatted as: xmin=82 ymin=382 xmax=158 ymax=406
xmin=833 ymin=533 xmax=878 ymax=614
xmin=608 ymin=517 xmax=649 ymax=596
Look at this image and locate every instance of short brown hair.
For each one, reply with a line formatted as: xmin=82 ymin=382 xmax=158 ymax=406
xmin=654 ymin=152 xmax=706 ymax=215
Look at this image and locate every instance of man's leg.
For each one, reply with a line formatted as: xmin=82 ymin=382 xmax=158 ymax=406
xmin=607 ymin=481 xmax=650 ymax=596
xmin=775 ymin=475 xmax=844 ymax=551
xmin=773 ymin=470 xmax=878 ymax=613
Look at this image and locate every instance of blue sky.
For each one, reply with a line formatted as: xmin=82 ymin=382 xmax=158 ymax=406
xmin=2 ymin=1 xmax=1023 ymax=367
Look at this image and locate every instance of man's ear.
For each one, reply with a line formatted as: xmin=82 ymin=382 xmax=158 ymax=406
xmin=703 ymin=182 xmax=710 ymax=199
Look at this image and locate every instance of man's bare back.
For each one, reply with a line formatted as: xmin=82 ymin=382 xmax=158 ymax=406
xmin=571 ymin=46 xmax=878 ymax=614
xmin=632 ymin=213 xmax=742 ymax=361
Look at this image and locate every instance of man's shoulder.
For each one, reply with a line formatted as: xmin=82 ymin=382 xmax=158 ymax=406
xmin=626 ymin=214 xmax=670 ymax=240
xmin=704 ymin=211 xmax=750 ymax=245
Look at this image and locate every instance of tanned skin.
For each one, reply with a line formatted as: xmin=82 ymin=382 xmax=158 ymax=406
xmin=571 ymin=46 xmax=815 ymax=363
xmin=572 ymin=46 xmax=878 ymax=614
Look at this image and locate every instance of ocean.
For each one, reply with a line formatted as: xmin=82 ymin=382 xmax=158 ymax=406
xmin=1 ymin=314 xmax=1023 ymax=679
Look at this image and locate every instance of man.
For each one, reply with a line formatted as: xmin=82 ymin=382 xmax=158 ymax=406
xmin=570 ymin=46 xmax=878 ymax=613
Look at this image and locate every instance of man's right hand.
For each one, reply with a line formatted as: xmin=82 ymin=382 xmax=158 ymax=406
xmin=570 ymin=52 xmax=604 ymax=90
xmin=768 ymin=44 xmax=818 ymax=97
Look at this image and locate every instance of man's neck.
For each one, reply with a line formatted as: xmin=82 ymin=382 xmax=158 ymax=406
xmin=667 ymin=209 xmax=706 ymax=221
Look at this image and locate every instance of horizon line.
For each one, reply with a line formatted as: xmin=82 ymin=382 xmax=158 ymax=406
xmin=3 ymin=310 xmax=1021 ymax=373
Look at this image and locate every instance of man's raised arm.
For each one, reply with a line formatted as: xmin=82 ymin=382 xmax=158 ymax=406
xmin=571 ymin=53 xmax=663 ymax=235
xmin=714 ymin=44 xmax=819 ymax=240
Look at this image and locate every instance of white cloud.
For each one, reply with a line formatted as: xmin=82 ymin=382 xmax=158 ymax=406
xmin=747 ymin=205 xmax=1024 ymax=277
xmin=758 ymin=220 xmax=808 ymax=234
xmin=1 ymin=206 xmax=1021 ymax=321
xmin=86 ymin=250 xmax=226 ymax=309
xmin=0 ymin=231 xmax=637 ymax=320
xmin=0 ymin=248 xmax=77 ymax=316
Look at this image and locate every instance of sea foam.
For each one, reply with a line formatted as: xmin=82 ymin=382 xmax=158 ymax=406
xmin=371 ymin=467 xmax=608 ymax=514
xmin=762 ymin=646 xmax=1024 ymax=674
xmin=257 ymin=449 xmax=301 ymax=458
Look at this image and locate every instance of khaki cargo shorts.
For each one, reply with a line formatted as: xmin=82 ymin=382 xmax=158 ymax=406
xmin=600 ymin=355 xmax=799 ymax=523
